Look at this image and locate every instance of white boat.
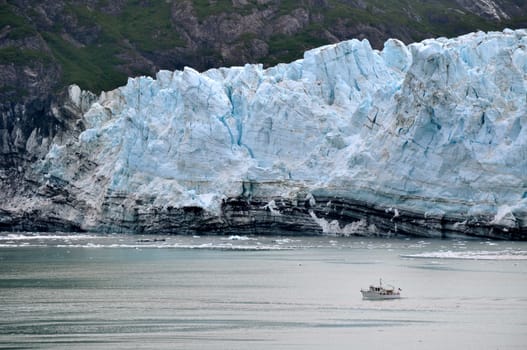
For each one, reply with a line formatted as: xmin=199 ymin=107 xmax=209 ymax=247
xmin=361 ymin=279 xmax=401 ymax=300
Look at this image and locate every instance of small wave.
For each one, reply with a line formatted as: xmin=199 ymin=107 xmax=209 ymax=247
xmin=51 ymin=243 xmax=292 ymax=251
xmin=223 ymin=235 xmax=255 ymax=241
xmin=174 ymin=243 xmax=291 ymax=251
xmin=273 ymin=238 xmax=299 ymax=244
xmin=0 ymin=233 xmax=295 ymax=250
xmin=401 ymin=250 xmax=527 ymax=260
xmin=0 ymin=233 xmax=97 ymax=241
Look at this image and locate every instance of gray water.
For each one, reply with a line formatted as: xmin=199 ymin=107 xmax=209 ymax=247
xmin=0 ymin=233 xmax=526 ymax=349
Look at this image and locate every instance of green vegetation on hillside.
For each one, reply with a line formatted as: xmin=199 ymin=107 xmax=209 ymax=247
xmin=193 ymin=0 xmax=240 ymax=19
xmin=264 ymin=27 xmax=329 ymax=65
xmin=43 ymin=32 xmax=126 ymax=93
xmin=0 ymin=4 xmax=36 ymax=40
xmin=0 ymin=4 xmax=45 ymax=67
xmin=70 ymin=1 xmax=184 ymax=53
xmin=42 ymin=1 xmax=185 ymax=91
xmin=0 ymin=1 xmax=184 ymax=93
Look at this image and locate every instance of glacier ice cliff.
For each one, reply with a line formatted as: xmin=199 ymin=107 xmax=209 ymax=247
xmin=4 ymin=29 xmax=527 ymax=239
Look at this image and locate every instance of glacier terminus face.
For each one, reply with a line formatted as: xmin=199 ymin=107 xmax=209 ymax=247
xmin=30 ymin=29 xmax=527 ymax=238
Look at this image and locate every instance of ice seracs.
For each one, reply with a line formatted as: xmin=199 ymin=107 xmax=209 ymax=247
xmin=34 ymin=29 xmax=527 ymax=238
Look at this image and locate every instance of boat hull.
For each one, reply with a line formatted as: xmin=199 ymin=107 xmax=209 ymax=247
xmin=361 ymin=291 xmax=401 ymax=300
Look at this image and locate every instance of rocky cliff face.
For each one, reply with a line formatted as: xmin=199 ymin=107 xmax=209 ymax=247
xmin=2 ymin=29 xmax=524 ymax=239
xmin=0 ymin=83 xmax=96 ymax=231
xmin=2 ymin=1 xmax=527 ymax=93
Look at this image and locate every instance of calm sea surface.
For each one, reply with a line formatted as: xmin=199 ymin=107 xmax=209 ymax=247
xmin=0 ymin=233 xmax=526 ymax=349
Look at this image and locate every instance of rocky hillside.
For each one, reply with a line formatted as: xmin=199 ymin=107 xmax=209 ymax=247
xmin=1 ymin=0 xmax=526 ymax=100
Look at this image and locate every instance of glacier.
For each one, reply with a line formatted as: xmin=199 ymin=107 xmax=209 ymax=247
xmin=19 ymin=29 xmax=527 ymax=238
